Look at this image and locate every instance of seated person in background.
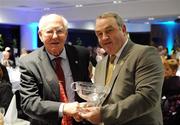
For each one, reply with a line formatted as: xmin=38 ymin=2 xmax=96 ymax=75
xmin=20 ymin=48 xmax=28 ymax=58
xmin=162 ymin=59 xmax=180 ymax=125
xmin=0 ymin=63 xmax=10 ymax=83
xmin=162 ymin=59 xmax=180 ymax=96
xmin=0 ymin=65 xmax=13 ymax=113
xmin=0 ymin=61 xmax=28 ymax=120
xmin=1 ymin=50 xmax=14 ymax=67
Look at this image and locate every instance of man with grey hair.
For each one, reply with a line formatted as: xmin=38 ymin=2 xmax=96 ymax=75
xmin=79 ymin=12 xmax=164 ymax=125
xmin=19 ymin=14 xmax=91 ymax=125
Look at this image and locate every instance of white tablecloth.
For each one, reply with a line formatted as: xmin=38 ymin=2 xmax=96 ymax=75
xmin=4 ymin=118 xmax=30 ymax=125
xmin=7 ymin=67 xmax=21 ymax=92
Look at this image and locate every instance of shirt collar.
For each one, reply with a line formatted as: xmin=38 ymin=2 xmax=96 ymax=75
xmin=46 ymin=48 xmax=67 ymax=61
xmin=111 ymin=38 xmax=128 ymax=64
xmin=114 ymin=38 xmax=128 ymax=59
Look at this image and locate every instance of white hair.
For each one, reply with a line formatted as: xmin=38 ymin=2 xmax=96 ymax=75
xmin=38 ymin=14 xmax=68 ymax=31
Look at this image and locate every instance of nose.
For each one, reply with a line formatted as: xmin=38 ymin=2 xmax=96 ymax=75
xmin=52 ymin=32 xmax=58 ymax=38
xmin=102 ymin=33 xmax=109 ymax=40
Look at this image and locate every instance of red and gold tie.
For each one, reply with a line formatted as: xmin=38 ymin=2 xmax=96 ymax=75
xmin=54 ymin=57 xmax=72 ymax=125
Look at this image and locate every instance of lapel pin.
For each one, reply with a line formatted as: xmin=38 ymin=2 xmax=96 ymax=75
xmin=75 ymin=61 xmax=78 ymax=64
xmin=120 ymin=60 xmax=125 ymax=66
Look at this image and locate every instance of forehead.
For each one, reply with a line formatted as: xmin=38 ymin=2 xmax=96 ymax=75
xmin=40 ymin=15 xmax=64 ymax=30
xmin=95 ymin=17 xmax=117 ymax=31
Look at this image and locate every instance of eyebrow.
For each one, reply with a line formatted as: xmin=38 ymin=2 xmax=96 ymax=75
xmin=95 ymin=25 xmax=114 ymax=32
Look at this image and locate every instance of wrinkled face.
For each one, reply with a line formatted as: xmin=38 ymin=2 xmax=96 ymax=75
xmin=38 ymin=15 xmax=68 ymax=56
xmin=95 ymin=17 xmax=127 ymax=55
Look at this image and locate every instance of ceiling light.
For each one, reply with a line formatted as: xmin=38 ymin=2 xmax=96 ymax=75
xmin=113 ymin=1 xmax=122 ymax=4
xmin=148 ymin=17 xmax=154 ymax=20
xmin=118 ymin=1 xmax=122 ymax=3
xmin=113 ymin=1 xmax=118 ymax=4
xmin=75 ymin=4 xmax=83 ymax=7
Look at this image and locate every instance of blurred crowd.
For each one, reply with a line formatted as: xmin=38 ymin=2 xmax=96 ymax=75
xmin=156 ymin=45 xmax=180 ymax=125
xmin=0 ymin=47 xmax=29 ymax=123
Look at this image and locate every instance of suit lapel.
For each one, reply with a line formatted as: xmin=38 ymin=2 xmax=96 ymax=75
xmin=38 ymin=47 xmax=60 ymax=100
xmin=65 ymin=45 xmax=80 ymax=81
xmin=96 ymin=56 xmax=108 ymax=86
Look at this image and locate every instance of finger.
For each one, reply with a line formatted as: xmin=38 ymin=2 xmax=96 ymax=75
xmin=73 ymin=114 xmax=83 ymax=122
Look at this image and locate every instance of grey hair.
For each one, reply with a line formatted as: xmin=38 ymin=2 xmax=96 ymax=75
xmin=96 ymin=12 xmax=125 ymax=28
xmin=38 ymin=13 xmax=68 ymax=31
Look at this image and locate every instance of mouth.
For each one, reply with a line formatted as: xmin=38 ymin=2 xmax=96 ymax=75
xmin=104 ymin=41 xmax=112 ymax=46
xmin=50 ymin=41 xmax=60 ymax=45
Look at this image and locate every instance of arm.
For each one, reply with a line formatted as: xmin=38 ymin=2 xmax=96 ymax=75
xmin=19 ymin=59 xmax=60 ymax=123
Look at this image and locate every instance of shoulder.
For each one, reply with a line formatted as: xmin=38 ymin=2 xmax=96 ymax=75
xmin=65 ymin=44 xmax=89 ymax=57
xmin=129 ymin=42 xmax=159 ymax=59
xmin=19 ymin=46 xmax=44 ymax=63
xmin=133 ymin=42 xmax=157 ymax=52
xmin=66 ymin=44 xmax=88 ymax=52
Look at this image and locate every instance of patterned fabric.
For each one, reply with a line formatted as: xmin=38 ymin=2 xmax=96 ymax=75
xmin=54 ymin=57 xmax=72 ymax=125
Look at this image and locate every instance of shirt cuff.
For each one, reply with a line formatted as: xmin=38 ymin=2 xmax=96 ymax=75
xmin=59 ymin=103 xmax=65 ymax=117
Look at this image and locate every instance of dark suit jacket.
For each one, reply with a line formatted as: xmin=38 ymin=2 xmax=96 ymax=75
xmin=94 ymin=40 xmax=164 ymax=125
xmin=19 ymin=44 xmax=91 ymax=125
xmin=0 ymin=63 xmax=10 ymax=83
xmin=0 ymin=80 xmax=13 ymax=113
xmin=162 ymin=76 xmax=180 ymax=96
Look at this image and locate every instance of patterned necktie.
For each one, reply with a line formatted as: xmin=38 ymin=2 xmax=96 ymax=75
xmin=105 ymin=55 xmax=116 ymax=85
xmin=54 ymin=57 xmax=72 ymax=125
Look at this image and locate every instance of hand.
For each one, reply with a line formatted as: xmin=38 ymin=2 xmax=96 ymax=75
xmin=63 ymin=102 xmax=80 ymax=116
xmin=73 ymin=102 xmax=89 ymax=122
xmin=63 ymin=102 xmax=85 ymax=122
xmin=79 ymin=106 xmax=102 ymax=124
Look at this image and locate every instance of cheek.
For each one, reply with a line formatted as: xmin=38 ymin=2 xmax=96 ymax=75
xmin=40 ymin=35 xmax=51 ymax=43
xmin=114 ymin=34 xmax=124 ymax=46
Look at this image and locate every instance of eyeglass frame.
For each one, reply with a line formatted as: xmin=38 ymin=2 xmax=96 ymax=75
xmin=41 ymin=27 xmax=67 ymax=37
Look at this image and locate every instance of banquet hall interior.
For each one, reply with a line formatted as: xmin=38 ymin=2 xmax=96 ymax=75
xmin=0 ymin=0 xmax=180 ymax=125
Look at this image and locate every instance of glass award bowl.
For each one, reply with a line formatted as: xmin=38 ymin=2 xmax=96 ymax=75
xmin=71 ymin=81 xmax=109 ymax=106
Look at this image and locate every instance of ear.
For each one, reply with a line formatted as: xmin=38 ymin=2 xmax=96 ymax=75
xmin=38 ymin=30 xmax=44 ymax=43
xmin=121 ymin=24 xmax=127 ymax=33
xmin=65 ymin=30 xmax=68 ymax=36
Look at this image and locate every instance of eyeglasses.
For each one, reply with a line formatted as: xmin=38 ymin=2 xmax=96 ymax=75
xmin=43 ymin=27 xmax=66 ymax=37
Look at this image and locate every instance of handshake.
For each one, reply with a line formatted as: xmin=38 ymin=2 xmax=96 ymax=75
xmin=63 ymin=102 xmax=102 ymax=124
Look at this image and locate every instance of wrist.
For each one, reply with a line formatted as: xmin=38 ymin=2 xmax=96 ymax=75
xmin=59 ymin=103 xmax=65 ymax=117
